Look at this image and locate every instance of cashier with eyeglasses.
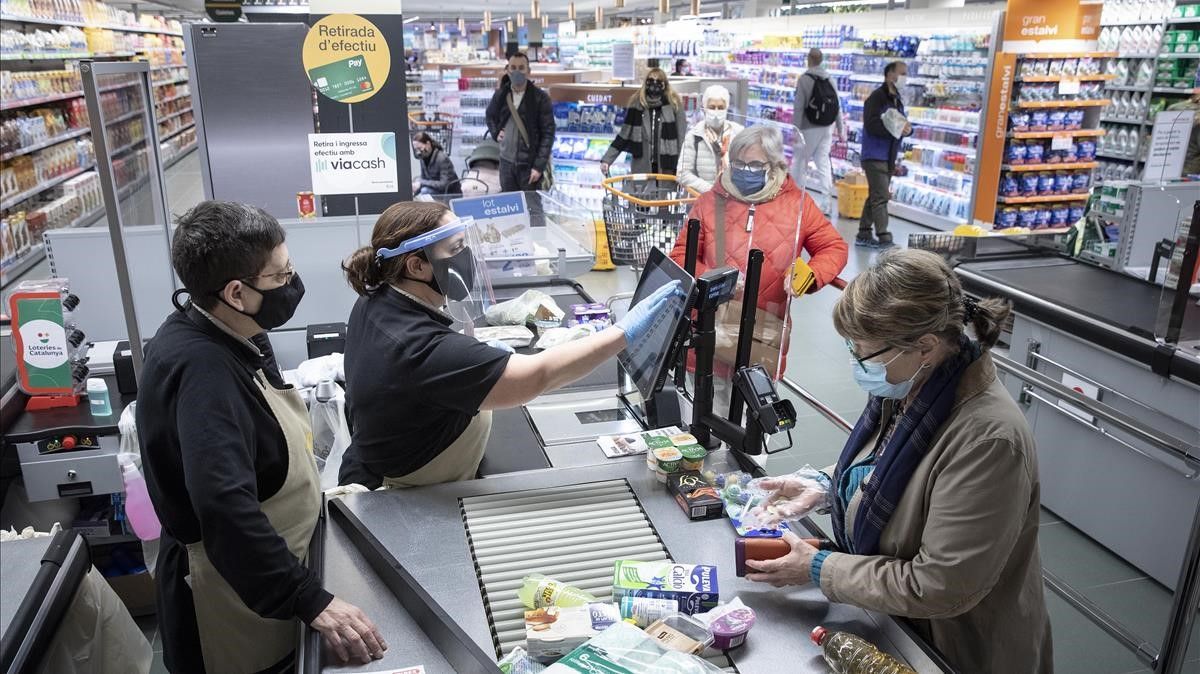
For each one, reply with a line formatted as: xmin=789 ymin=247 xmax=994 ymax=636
xmin=743 ymin=248 xmax=1052 ymax=673
xmin=138 ymin=201 xmax=386 ymax=673
xmin=338 ymin=201 xmax=683 ymax=489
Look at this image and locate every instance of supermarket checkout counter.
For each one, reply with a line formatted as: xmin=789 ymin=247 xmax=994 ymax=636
xmin=306 ymin=249 xmax=954 ymax=673
xmin=954 ymin=248 xmax=1200 ymax=590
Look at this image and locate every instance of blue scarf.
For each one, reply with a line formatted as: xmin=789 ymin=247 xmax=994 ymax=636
xmin=831 ymin=335 xmax=980 ymax=555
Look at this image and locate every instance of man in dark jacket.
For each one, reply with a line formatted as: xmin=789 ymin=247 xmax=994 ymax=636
xmin=858 ymin=60 xmax=912 ymax=248
xmin=486 ymin=52 xmax=556 ymax=194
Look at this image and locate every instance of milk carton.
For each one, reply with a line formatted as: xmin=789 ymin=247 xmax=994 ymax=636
xmin=612 ymin=560 xmax=719 ymax=615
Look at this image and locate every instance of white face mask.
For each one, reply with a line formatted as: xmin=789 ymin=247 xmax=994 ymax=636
xmin=704 ymin=108 xmax=727 ymax=129
xmin=895 ymin=75 xmax=908 ymax=89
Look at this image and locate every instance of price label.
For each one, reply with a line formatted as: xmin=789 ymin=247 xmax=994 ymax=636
xmin=1050 ymin=134 xmax=1074 ymax=151
xmin=1058 ymin=78 xmax=1082 ymax=96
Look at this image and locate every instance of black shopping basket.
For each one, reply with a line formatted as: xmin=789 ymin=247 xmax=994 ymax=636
xmin=601 ymin=174 xmax=699 ymax=269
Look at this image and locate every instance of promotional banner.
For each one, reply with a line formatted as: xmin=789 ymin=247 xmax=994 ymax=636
xmin=450 ymin=192 xmax=538 ymax=277
xmin=302 ymin=14 xmax=392 ymax=104
xmin=308 ymin=132 xmax=399 ymax=195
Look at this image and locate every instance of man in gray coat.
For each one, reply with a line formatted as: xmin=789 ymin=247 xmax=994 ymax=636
xmin=792 ymin=48 xmax=846 ymax=216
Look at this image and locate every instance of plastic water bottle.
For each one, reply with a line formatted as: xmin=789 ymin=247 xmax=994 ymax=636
xmin=811 ymin=626 xmax=917 ymax=674
xmin=120 ymin=461 xmax=162 ymax=541
xmin=518 ymin=573 xmax=597 ymax=609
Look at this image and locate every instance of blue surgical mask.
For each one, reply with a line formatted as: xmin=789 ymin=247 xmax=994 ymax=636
xmin=851 ymin=351 xmax=926 ymax=399
xmin=731 ymin=167 xmax=767 ymax=196
xmin=509 ymin=70 xmax=528 ymax=87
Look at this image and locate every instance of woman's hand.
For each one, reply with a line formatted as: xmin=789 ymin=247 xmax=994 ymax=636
xmin=600 ymin=162 xmax=611 ymax=177
xmin=749 ymin=473 xmax=831 ymax=527
xmin=310 ymin=596 xmax=388 ymax=665
xmin=745 ymin=532 xmax=819 ymax=587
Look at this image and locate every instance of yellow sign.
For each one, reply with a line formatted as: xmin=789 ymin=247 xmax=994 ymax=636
xmin=302 ymin=14 xmax=390 ymax=104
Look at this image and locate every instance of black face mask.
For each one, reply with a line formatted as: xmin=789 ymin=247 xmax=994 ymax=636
xmin=406 ymin=248 xmax=476 ymax=302
xmin=414 ymin=147 xmax=430 ymax=160
xmin=645 ymin=81 xmax=665 ymax=97
xmin=218 ymin=273 xmax=305 ymax=330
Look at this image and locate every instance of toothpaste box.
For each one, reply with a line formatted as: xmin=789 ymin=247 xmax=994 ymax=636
xmin=612 ymin=560 xmax=719 ymax=615
xmin=524 ymin=603 xmax=621 ymax=662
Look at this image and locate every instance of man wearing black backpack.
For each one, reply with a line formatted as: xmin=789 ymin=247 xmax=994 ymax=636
xmin=792 ymin=48 xmax=845 ymax=217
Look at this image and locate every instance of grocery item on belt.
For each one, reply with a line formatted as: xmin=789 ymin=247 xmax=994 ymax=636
xmin=667 ymin=471 xmax=724 ymax=520
xmin=525 ymin=603 xmax=621 ymax=662
xmin=612 ymin=560 xmax=719 ymax=614
xmin=645 ymin=613 xmax=713 ymax=655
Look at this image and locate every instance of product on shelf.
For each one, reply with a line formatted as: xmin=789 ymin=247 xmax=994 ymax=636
xmin=0 ymin=67 xmax=83 ymax=104
xmin=1101 ymin=0 xmax=1174 ymax=25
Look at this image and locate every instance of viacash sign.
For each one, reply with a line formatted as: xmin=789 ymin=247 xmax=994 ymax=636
xmin=1003 ymin=0 xmax=1102 ymax=43
xmin=307 ymin=132 xmax=398 ymax=195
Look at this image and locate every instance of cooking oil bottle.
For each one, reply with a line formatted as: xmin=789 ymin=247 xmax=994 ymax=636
xmin=811 ymin=626 xmax=918 ymax=674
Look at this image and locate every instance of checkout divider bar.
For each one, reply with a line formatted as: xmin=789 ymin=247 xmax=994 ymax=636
xmin=326 ymin=499 xmax=501 ymax=674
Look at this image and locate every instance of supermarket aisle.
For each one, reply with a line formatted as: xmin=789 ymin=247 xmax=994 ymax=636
xmin=5 ymin=149 xmax=202 ymax=287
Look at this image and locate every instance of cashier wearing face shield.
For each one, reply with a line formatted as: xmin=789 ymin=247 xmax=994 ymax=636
xmin=137 ymin=202 xmax=386 ymax=674
xmin=743 ymin=249 xmax=1052 ymax=673
xmin=339 ymin=201 xmax=682 ymax=489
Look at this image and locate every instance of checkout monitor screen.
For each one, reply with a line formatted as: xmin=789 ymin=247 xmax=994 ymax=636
xmin=617 ymin=248 xmax=697 ymax=404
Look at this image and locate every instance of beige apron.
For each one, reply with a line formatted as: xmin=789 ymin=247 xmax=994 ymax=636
xmin=185 ymin=372 xmax=322 ymax=674
xmin=383 ymin=411 xmax=492 ymax=488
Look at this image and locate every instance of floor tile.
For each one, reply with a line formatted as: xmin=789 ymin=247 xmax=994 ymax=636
xmin=1038 ymin=521 xmax=1147 ymax=589
xmin=1080 ymin=577 xmax=1200 ymax=658
xmin=1045 ymin=589 xmax=1147 ymax=674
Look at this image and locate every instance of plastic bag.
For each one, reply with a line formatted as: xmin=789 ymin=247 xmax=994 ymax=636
xmin=475 ymin=325 xmax=536 ymax=349
xmin=0 ymin=522 xmax=62 ymax=542
xmin=117 ymin=401 xmax=139 ymax=459
xmin=310 ymin=380 xmax=351 ymax=490
xmin=34 ymin=567 xmax=153 ymax=674
xmin=534 ymin=324 xmax=599 ymax=350
xmin=542 ymin=622 xmax=724 ymax=673
xmin=485 ymin=290 xmax=565 ymax=326
xmin=293 ymin=353 xmax=345 ymax=388
xmin=883 ymin=108 xmax=908 ymax=139
xmin=498 ymin=646 xmax=548 ymax=674
xmin=743 ymin=465 xmax=833 ymax=529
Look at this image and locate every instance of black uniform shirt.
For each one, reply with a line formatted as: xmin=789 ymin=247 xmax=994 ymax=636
xmin=136 ymin=307 xmax=333 ymax=645
xmin=343 ymin=287 xmax=511 ymax=481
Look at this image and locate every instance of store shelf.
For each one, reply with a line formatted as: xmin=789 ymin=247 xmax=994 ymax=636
xmin=1001 ymin=161 xmax=1099 ymax=172
xmin=1118 ymin=52 xmax=1160 ymax=58
xmin=110 ymin=137 xmax=146 ymax=157
xmin=0 ymin=127 xmax=90 ymax=161
xmin=558 ymin=132 xmax=618 ymax=141
xmin=1152 ymin=87 xmax=1197 ymax=94
xmin=1015 ymin=99 xmax=1111 ymax=109
xmin=0 ymin=90 xmax=83 ymax=111
xmin=1156 ymin=53 xmax=1200 ymax=59
xmin=156 ymin=91 xmax=191 ymax=105
xmin=1102 ymin=19 xmax=1171 ymax=26
xmin=553 ymin=158 xmax=603 ymax=166
xmin=159 ymin=123 xmax=195 ymax=143
xmin=1166 ymin=16 xmax=1200 ymax=25
xmin=904 ymin=137 xmax=977 ymax=155
xmin=997 ymin=193 xmax=1090 ymax=204
xmin=748 ymin=99 xmax=792 ymax=111
xmin=0 ymin=13 xmax=183 ymax=36
xmin=153 ymin=77 xmax=190 ymax=87
xmin=887 ymin=201 xmax=967 ymax=231
xmin=1010 ymin=129 xmax=1106 ymax=139
xmin=909 ymin=117 xmax=981 ymax=134
xmin=157 ymin=107 xmax=192 ymax=123
xmin=892 ymin=176 xmax=968 ymax=198
xmin=902 ymin=161 xmax=973 ymax=182
xmin=0 ymin=242 xmax=46 ymax=284
xmin=1096 ymin=149 xmax=1138 ymax=161
xmin=0 ymin=162 xmax=94 ymax=210
xmin=105 ymin=108 xmax=142 ymax=125
xmin=1100 ymin=116 xmax=1147 ymax=125
xmin=1106 ymin=84 xmax=1152 ymax=92
xmin=1019 ymin=74 xmax=1116 ymax=83
xmin=163 ymin=143 xmax=197 ymax=170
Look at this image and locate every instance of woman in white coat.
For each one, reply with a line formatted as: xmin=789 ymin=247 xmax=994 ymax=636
xmin=677 ymin=85 xmax=745 ymax=193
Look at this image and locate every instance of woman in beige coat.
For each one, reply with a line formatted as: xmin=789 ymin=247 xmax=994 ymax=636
xmin=745 ymin=248 xmax=1053 ymax=673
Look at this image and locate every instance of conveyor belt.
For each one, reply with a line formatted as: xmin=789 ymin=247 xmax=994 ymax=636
xmin=462 ymin=479 xmax=670 ymax=656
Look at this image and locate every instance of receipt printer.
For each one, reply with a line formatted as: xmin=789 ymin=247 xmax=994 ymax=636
xmin=306 ymin=322 xmax=347 ymax=359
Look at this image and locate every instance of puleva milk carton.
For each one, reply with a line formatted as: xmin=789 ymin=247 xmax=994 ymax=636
xmin=611 ymin=560 xmax=719 ymax=615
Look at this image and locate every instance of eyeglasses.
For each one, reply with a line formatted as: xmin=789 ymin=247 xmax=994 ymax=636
xmin=846 ymin=339 xmax=893 ymax=372
xmin=731 ymin=160 xmax=769 ymax=173
xmin=245 ymin=262 xmax=295 ymax=286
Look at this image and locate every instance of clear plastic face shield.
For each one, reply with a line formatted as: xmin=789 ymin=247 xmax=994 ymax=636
xmin=375 ymin=216 xmax=495 ymax=334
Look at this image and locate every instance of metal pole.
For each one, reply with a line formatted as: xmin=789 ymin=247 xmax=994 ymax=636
xmin=728 ymin=249 xmax=764 ymax=424
xmin=674 ymin=218 xmax=701 ymax=390
xmin=80 ymin=62 xmax=146 ymax=379
xmin=1157 ymin=497 xmax=1200 ymax=673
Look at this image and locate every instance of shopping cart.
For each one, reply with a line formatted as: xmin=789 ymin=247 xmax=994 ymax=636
xmin=601 ymin=174 xmax=699 ymax=269
xmin=408 ymin=111 xmax=456 ymax=156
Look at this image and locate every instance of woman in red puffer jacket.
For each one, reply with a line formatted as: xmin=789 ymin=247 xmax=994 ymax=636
xmin=669 ymin=124 xmax=848 ymax=385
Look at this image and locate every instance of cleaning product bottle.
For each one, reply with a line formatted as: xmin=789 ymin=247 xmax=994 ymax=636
xmin=518 ymin=573 xmax=597 ymax=609
xmin=120 ymin=458 xmax=161 ymax=541
xmin=811 ymin=626 xmax=917 ymax=674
